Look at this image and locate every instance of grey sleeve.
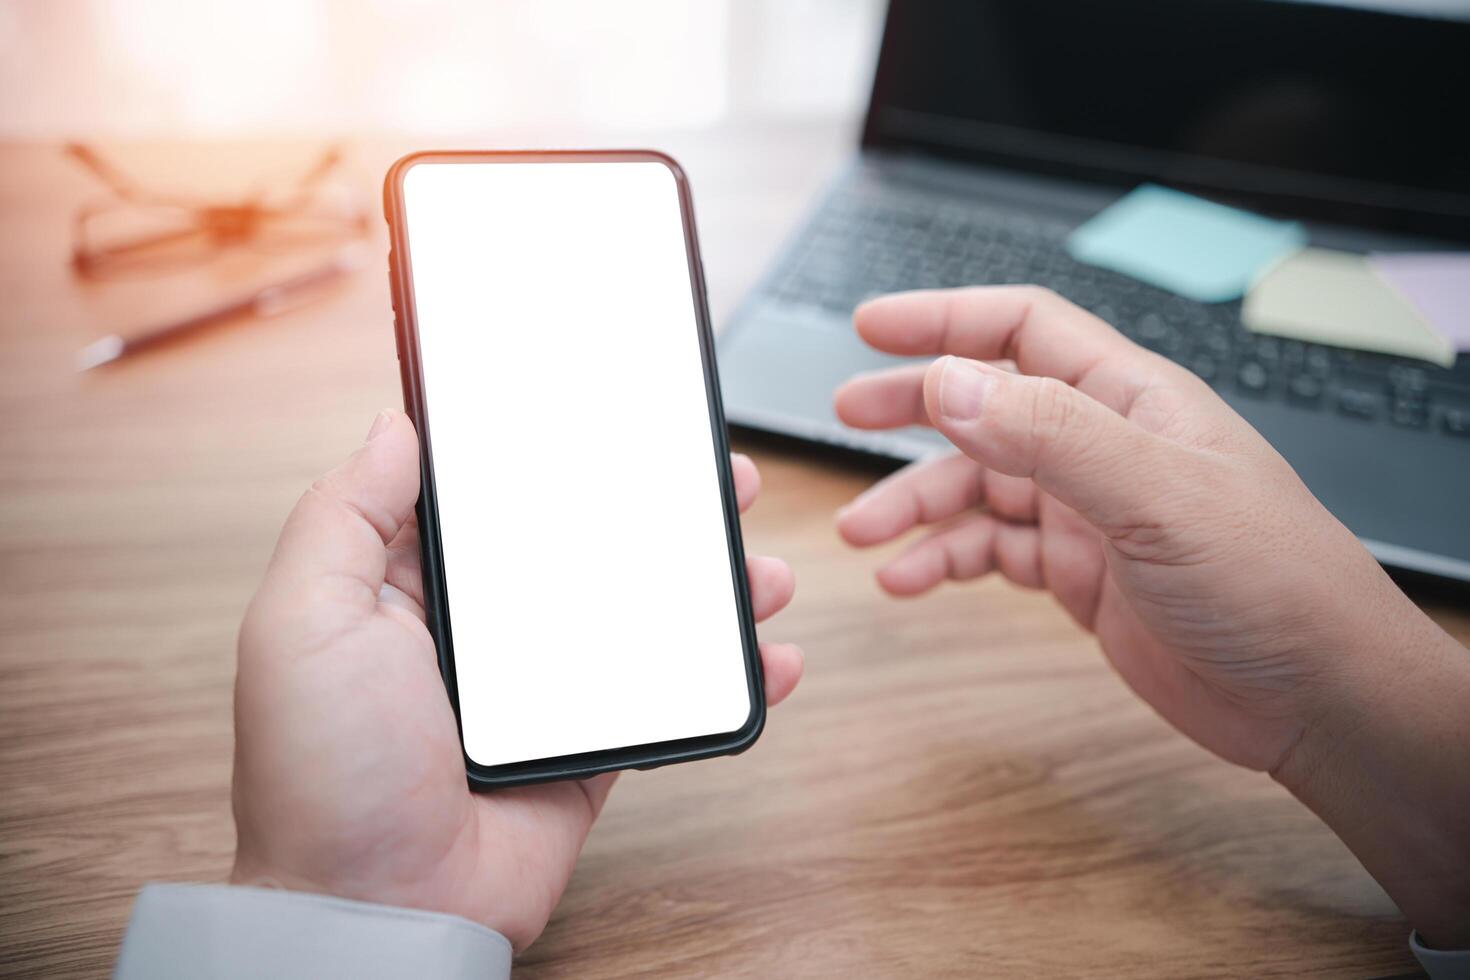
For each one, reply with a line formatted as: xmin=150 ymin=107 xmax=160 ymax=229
xmin=113 ymin=883 xmax=512 ymax=980
xmin=1412 ymin=930 xmax=1470 ymax=980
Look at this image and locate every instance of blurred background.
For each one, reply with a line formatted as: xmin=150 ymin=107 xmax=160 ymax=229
xmin=0 ymin=0 xmax=883 ymax=141
xmin=0 ymin=0 xmax=891 ymax=378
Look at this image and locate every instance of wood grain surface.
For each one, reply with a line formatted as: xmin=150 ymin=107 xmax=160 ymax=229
xmin=1 ymin=128 xmax=1466 ymax=978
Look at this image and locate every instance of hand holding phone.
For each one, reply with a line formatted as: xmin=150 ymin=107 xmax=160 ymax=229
xmin=384 ymin=151 xmax=773 ymax=786
xmin=227 ymin=150 xmax=801 ymax=950
xmin=231 ymin=409 xmax=802 ymax=951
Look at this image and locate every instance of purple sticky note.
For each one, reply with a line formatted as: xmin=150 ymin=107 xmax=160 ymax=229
xmin=1369 ymin=253 xmax=1470 ymax=350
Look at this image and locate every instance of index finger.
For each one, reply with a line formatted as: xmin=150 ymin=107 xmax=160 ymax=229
xmin=854 ymin=285 xmax=1164 ymax=391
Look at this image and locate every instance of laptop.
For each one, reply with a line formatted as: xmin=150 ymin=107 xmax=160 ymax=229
xmin=718 ymin=0 xmax=1470 ymax=583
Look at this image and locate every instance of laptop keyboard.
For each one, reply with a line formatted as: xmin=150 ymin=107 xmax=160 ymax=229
xmin=769 ymin=182 xmax=1470 ymax=439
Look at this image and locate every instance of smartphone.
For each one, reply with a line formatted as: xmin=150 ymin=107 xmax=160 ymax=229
xmin=382 ymin=150 xmax=764 ymax=789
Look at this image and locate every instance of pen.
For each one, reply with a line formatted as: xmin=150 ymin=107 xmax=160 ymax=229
xmin=75 ymin=247 xmax=366 ymax=371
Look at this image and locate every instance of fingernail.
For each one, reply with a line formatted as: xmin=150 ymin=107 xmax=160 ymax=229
xmin=938 ymin=357 xmax=988 ymax=421
xmin=366 ymin=410 xmax=394 ymax=443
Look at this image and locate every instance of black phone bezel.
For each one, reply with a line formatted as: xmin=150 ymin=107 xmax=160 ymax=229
xmin=383 ymin=149 xmax=766 ymax=790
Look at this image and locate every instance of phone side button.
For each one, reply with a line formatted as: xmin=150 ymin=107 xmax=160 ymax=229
xmin=388 ymin=252 xmax=404 ymax=362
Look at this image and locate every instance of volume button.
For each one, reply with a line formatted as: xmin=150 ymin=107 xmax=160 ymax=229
xmin=388 ymin=248 xmax=404 ymax=361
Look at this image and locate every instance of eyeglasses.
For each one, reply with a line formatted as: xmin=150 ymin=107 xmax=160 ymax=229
xmin=66 ymin=143 xmax=370 ymax=280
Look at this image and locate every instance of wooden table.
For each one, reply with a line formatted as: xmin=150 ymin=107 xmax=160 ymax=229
xmin=1 ymin=127 xmax=1465 ymax=979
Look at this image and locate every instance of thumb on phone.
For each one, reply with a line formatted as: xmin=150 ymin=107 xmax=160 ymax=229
xmin=252 ymin=410 xmax=421 ymax=634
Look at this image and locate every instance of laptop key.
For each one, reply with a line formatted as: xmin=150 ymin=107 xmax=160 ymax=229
xmin=1388 ymin=364 xmax=1429 ymax=395
xmin=1390 ymin=397 xmax=1429 ymax=429
xmin=1189 ymin=356 xmax=1219 ymax=383
xmin=1287 ymin=373 xmax=1324 ymax=405
xmin=1337 ymin=389 xmax=1382 ymax=420
xmin=1237 ymin=361 xmax=1271 ymax=394
xmin=1443 ymin=407 xmax=1470 ymax=438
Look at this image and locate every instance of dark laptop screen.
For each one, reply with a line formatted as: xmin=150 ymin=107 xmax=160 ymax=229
xmin=863 ymin=0 xmax=1470 ymax=240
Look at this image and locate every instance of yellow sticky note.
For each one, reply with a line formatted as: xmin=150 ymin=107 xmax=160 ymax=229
xmin=1243 ymin=248 xmax=1454 ymax=368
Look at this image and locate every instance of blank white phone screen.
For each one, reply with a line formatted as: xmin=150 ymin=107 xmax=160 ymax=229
xmin=402 ymin=160 xmax=753 ymax=769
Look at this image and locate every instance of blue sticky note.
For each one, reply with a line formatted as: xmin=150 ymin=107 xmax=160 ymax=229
xmin=1066 ymin=185 xmax=1305 ymax=303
